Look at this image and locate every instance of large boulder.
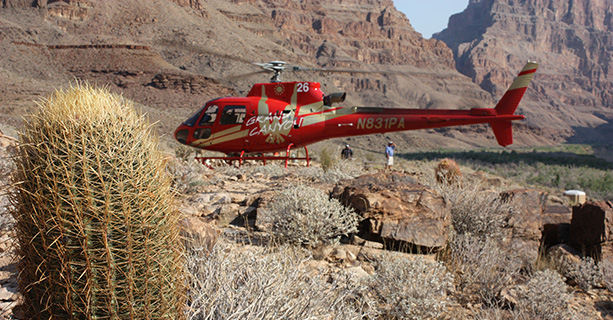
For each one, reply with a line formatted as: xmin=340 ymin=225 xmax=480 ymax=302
xmin=500 ymin=189 xmax=547 ymax=263
xmin=331 ymin=172 xmax=450 ymax=250
xmin=570 ymin=201 xmax=613 ymax=260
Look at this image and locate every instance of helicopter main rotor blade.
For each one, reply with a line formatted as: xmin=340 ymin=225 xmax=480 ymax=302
xmin=220 ymin=70 xmax=270 ymax=82
xmin=289 ymin=66 xmax=405 ymax=75
xmin=154 ymin=39 xmax=255 ymax=65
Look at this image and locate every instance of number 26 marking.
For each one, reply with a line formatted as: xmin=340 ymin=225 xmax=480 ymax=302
xmin=297 ymin=82 xmax=309 ymax=93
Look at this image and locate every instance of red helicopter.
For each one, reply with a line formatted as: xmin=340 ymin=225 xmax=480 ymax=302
xmin=174 ymin=61 xmax=538 ymax=166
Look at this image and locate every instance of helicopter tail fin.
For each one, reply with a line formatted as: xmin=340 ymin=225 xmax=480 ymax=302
xmin=490 ymin=121 xmax=513 ymax=147
xmin=494 ymin=61 xmax=538 ymax=115
xmin=489 ymin=61 xmax=538 ymax=147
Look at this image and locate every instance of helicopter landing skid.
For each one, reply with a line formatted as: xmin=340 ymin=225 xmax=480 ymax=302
xmin=195 ymin=144 xmax=311 ymax=169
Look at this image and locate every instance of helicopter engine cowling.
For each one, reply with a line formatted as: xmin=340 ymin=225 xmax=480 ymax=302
xmin=323 ymin=92 xmax=346 ymax=106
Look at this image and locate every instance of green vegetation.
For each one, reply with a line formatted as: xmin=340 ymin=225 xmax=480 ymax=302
xmin=399 ymin=145 xmax=613 ymax=200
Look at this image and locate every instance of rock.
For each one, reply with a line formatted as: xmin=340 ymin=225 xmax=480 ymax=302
xmin=542 ymin=203 xmax=573 ymax=246
xmin=500 ymin=189 xmax=547 ymax=263
xmin=210 ymin=203 xmax=241 ymax=227
xmin=345 ymin=266 xmax=370 ymax=280
xmin=211 ymin=192 xmax=232 ymax=205
xmin=570 ymin=201 xmax=613 ymax=259
xmin=253 ymin=190 xmax=277 ymax=232
xmin=1 ymin=0 xmax=35 ymax=8
xmin=351 ymin=235 xmax=384 ymax=249
xmin=332 ymin=172 xmax=451 ymax=251
xmin=547 ymin=244 xmax=583 ymax=279
xmin=180 ymin=216 xmax=219 ymax=251
xmin=357 ymin=247 xmax=386 ymax=262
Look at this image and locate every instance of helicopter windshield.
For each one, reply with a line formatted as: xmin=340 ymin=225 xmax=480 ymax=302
xmin=183 ymin=106 xmax=205 ymax=127
xmin=198 ymin=105 xmax=219 ymax=126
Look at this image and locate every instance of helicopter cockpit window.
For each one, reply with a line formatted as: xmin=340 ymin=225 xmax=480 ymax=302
xmin=198 ymin=104 xmax=219 ymax=126
xmin=183 ymin=106 xmax=206 ymax=127
xmin=220 ymin=105 xmax=247 ymax=125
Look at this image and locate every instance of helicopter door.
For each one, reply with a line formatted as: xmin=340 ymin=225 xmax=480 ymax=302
xmin=218 ymin=104 xmax=248 ymax=149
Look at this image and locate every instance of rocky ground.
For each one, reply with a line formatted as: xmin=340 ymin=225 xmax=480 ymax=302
xmin=1 ymin=131 xmax=612 ymax=319
xmin=1 ymin=2 xmax=613 ymax=317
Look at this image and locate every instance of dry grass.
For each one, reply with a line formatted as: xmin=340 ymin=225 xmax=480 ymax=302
xmin=366 ymin=253 xmax=454 ymax=320
xmin=184 ymin=239 xmax=367 ymax=320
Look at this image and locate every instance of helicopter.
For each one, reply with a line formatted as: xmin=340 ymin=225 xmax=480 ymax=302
xmin=174 ymin=60 xmax=538 ymax=166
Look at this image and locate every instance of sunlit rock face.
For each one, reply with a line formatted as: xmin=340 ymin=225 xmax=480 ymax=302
xmin=435 ymin=0 xmax=613 ymax=142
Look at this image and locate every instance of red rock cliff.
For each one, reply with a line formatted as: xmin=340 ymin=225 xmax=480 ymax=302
xmin=434 ymin=0 xmax=613 ymax=141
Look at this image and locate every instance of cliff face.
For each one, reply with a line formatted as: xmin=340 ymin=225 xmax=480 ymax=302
xmin=163 ymin=0 xmax=489 ymax=109
xmin=1 ymin=0 xmax=500 ymax=150
xmin=434 ymin=0 xmax=613 ymax=142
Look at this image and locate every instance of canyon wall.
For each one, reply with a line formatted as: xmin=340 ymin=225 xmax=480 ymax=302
xmin=435 ymin=0 xmax=613 ymax=142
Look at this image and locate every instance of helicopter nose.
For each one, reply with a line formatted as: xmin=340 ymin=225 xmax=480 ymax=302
xmin=175 ymin=125 xmax=189 ymax=145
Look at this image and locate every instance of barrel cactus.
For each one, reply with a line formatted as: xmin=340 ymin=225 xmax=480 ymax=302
xmin=10 ymin=83 xmax=184 ymax=319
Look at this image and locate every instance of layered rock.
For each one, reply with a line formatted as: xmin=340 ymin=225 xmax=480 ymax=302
xmin=331 ymin=172 xmax=451 ymax=250
xmin=500 ymin=189 xmax=548 ymax=263
xmin=434 ymin=0 xmax=613 ymax=142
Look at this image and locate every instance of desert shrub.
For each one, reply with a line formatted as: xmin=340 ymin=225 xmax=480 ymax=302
xmin=175 ymin=144 xmax=194 ymax=161
xmin=437 ymin=183 xmax=512 ymax=240
xmin=185 ymin=240 xmax=365 ymax=320
xmin=567 ymin=257 xmax=602 ymax=291
xmin=319 ymin=147 xmax=336 ymax=172
xmin=513 ymin=269 xmax=571 ymax=320
xmin=263 ymin=184 xmax=360 ymax=246
xmin=250 ymin=162 xmax=286 ymax=177
xmin=448 ymin=234 xmax=521 ymax=305
xmin=167 ymin=157 xmax=210 ymax=193
xmin=601 ymin=259 xmax=613 ymax=293
xmin=366 ymin=253 xmax=453 ymax=320
xmin=472 ymin=307 xmax=509 ymax=320
xmin=294 ymin=160 xmax=365 ymax=184
xmin=435 ymin=158 xmax=462 ymax=186
xmin=551 ymin=254 xmax=603 ymax=291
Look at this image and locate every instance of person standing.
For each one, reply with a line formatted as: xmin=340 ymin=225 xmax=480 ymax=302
xmin=385 ymin=142 xmax=395 ymax=170
xmin=341 ymin=144 xmax=353 ymax=160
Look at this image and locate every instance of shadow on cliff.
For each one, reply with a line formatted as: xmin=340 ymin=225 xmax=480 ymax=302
xmin=566 ymin=114 xmax=613 ymax=146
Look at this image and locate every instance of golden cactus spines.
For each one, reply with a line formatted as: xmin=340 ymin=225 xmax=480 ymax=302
xmin=10 ymin=83 xmax=185 ymax=319
xmin=435 ymin=158 xmax=462 ymax=186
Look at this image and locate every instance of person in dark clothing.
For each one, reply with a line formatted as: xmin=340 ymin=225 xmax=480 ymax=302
xmin=341 ymin=144 xmax=353 ymax=159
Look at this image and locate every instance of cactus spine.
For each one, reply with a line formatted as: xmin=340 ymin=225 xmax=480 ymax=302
xmin=10 ymin=83 xmax=184 ymax=319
